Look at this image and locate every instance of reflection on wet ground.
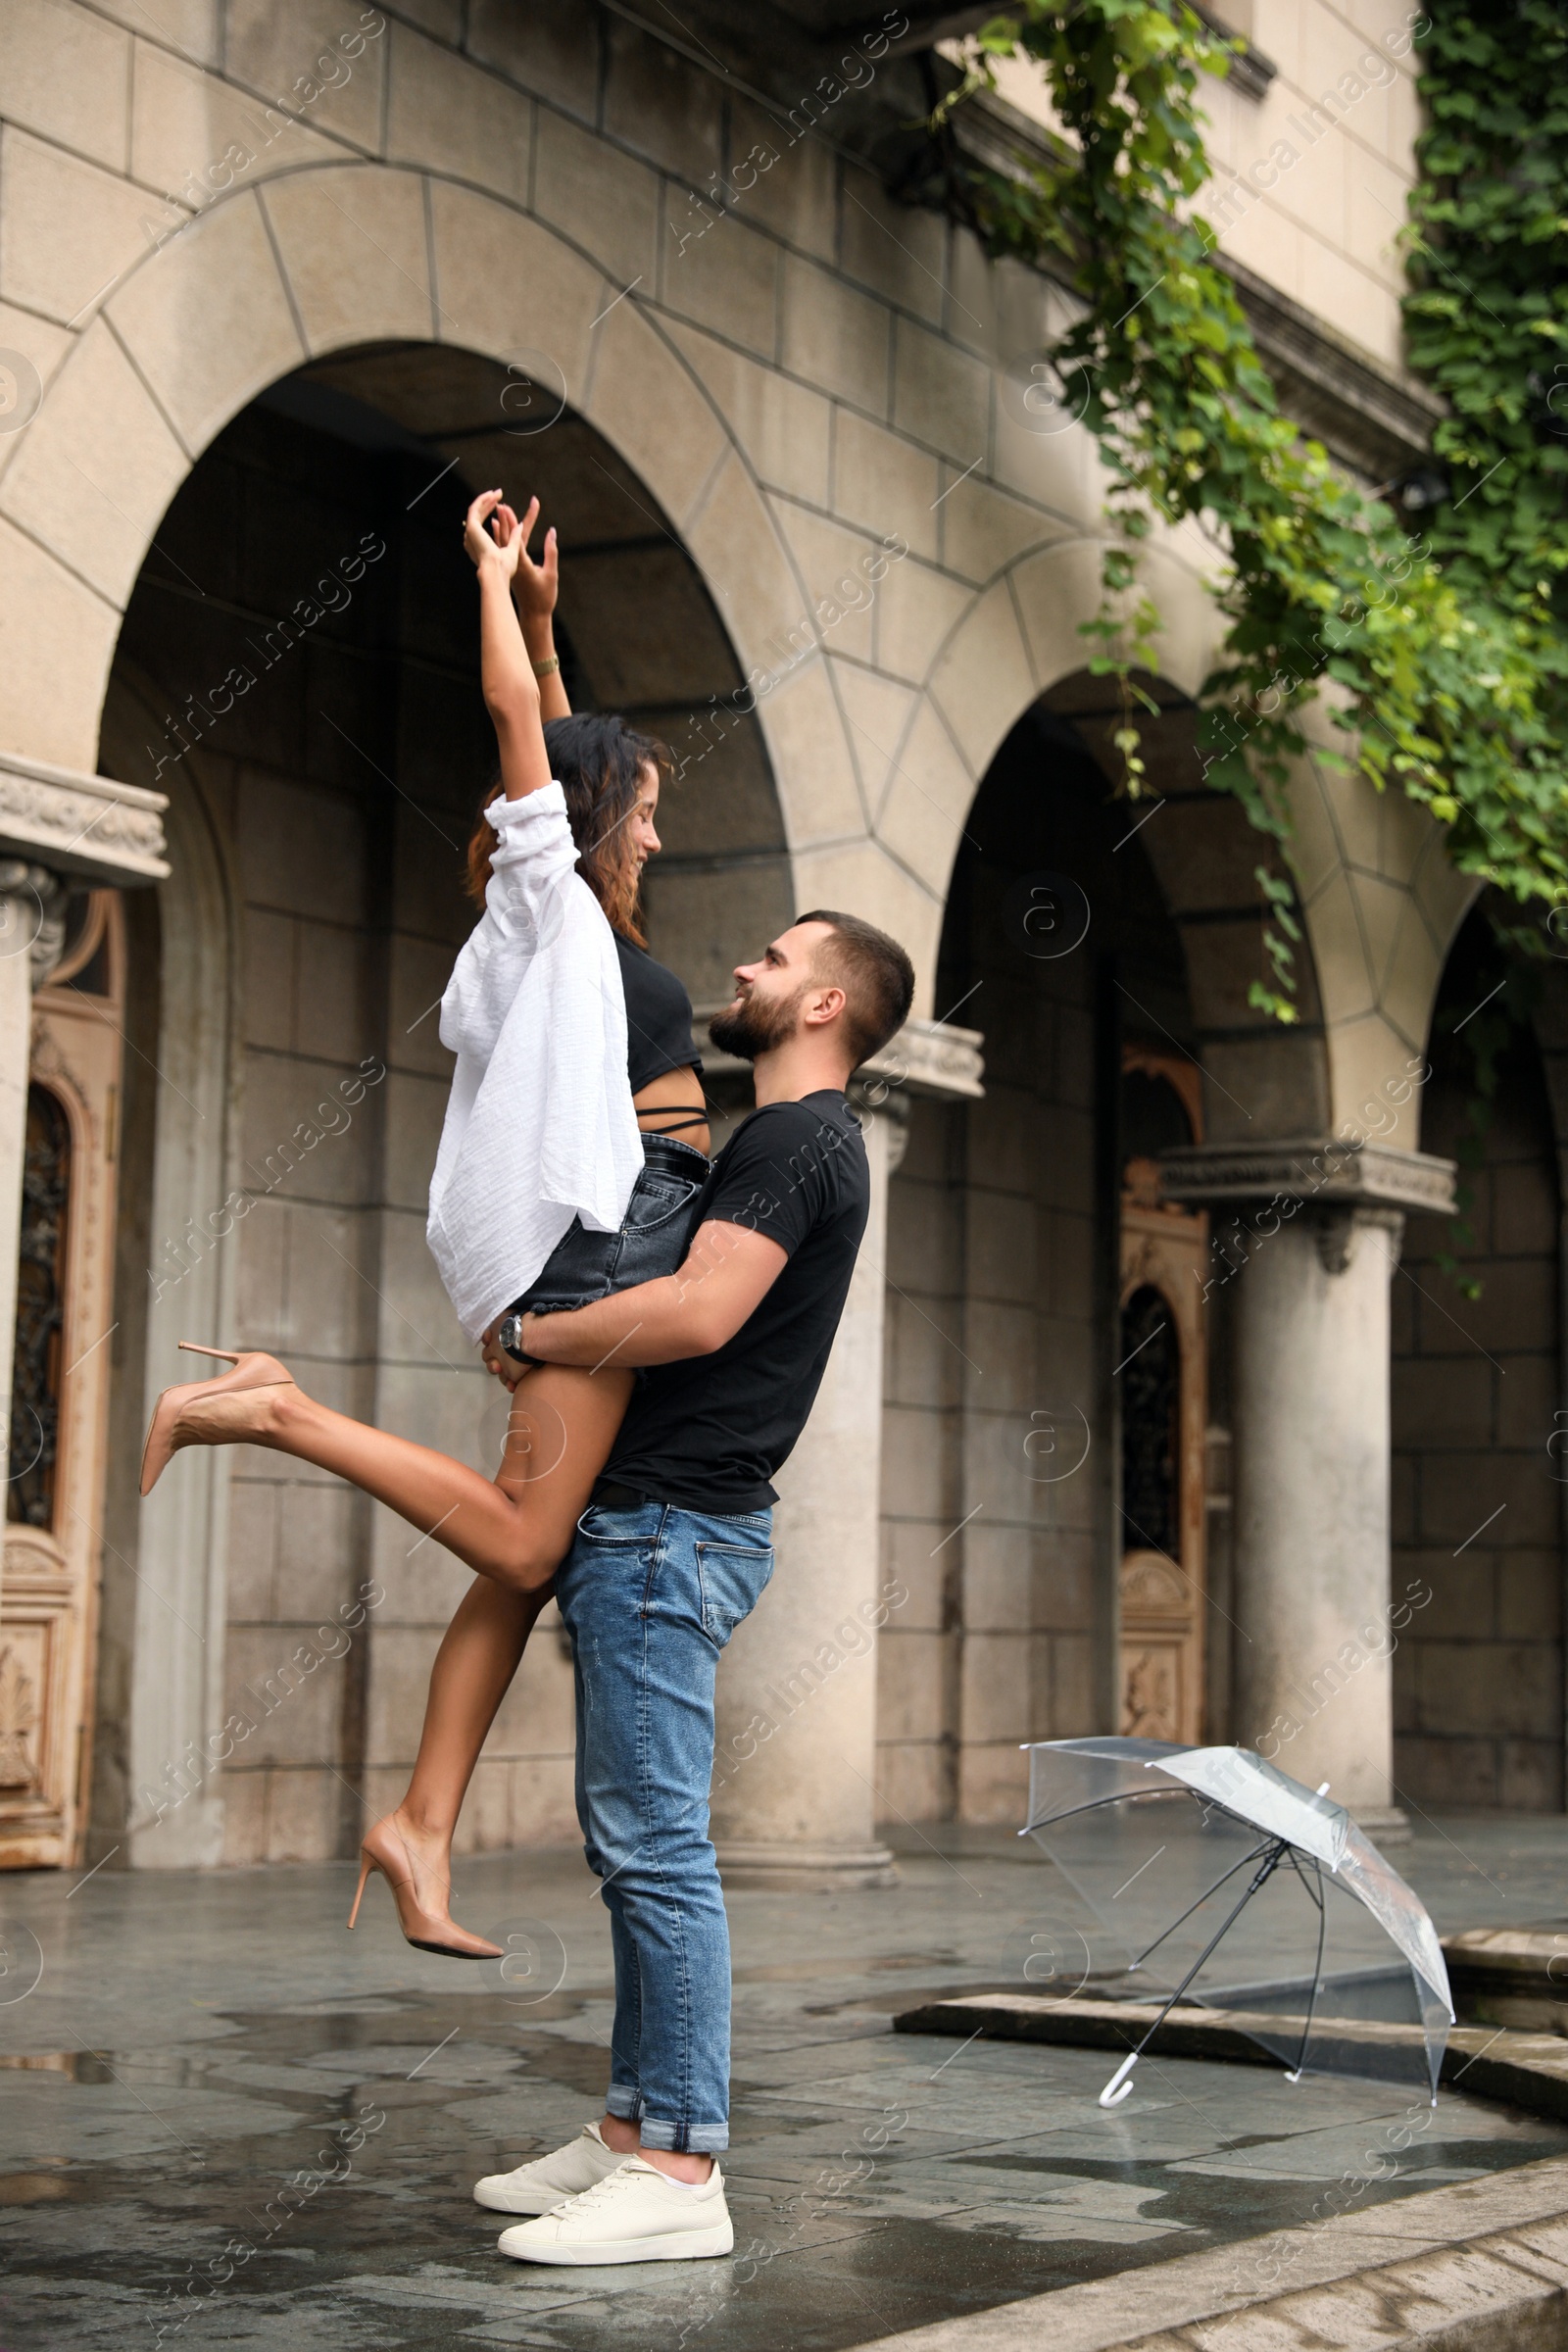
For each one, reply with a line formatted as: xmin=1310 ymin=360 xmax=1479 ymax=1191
xmin=1 ymin=1815 xmax=1565 ymax=2349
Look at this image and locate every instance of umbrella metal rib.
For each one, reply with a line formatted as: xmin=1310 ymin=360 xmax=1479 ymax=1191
xmin=1125 ymin=1830 xmax=1278 ymax=1973
xmin=1099 ymin=1837 xmax=1292 ymax=2108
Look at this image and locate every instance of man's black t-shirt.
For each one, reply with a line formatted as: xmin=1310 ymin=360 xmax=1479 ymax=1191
xmin=602 ymin=1090 xmax=869 ymax=1513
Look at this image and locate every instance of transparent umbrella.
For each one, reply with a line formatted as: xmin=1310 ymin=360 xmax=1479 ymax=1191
xmin=1022 ymin=1738 xmax=1453 ymax=2108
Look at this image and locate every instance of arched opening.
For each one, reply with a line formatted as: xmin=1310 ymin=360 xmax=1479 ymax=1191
xmin=878 ymin=686 xmax=1210 ymax=1823
xmin=90 ymin=343 xmax=790 ymax=1868
xmin=1392 ymin=906 xmax=1564 ymax=1811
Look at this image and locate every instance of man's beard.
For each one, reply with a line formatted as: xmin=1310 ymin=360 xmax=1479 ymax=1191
xmin=708 ymin=983 xmax=805 ymax=1061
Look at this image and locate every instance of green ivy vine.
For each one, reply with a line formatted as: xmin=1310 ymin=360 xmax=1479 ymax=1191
xmin=919 ymin=0 xmax=1568 ymax=1021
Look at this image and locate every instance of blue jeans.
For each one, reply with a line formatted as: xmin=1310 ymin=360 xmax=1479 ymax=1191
xmin=556 ymin=1497 xmax=774 ymax=2155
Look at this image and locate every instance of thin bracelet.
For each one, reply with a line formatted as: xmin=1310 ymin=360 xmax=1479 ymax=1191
xmin=530 ymin=654 xmax=561 ymax=678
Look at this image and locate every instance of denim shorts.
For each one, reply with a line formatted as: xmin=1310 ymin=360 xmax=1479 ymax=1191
xmin=509 ymin=1131 xmax=709 ymax=1317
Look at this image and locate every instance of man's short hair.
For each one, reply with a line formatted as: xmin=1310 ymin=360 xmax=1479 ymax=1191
xmin=795 ymin=909 xmax=915 ymax=1067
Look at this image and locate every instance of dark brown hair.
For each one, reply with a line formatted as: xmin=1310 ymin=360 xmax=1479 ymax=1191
xmin=466 ymin=714 xmax=670 ymax=943
xmin=795 ymin=908 xmax=915 ymax=1066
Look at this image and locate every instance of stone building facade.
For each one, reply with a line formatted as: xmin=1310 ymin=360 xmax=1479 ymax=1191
xmin=0 ymin=0 xmax=1559 ymax=1885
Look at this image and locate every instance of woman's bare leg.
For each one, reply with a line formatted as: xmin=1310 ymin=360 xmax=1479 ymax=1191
xmin=395 ymin=1363 xmax=632 ymax=1839
xmin=398 ymin=1580 xmax=542 ymax=1850
xmin=376 ymin=1578 xmax=546 ymax=1929
xmin=175 ymin=1361 xmax=634 ymax=1930
xmin=188 ymin=1360 xmax=633 ymax=1589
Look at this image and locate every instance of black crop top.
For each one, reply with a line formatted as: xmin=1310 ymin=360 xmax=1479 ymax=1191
xmin=615 ymin=935 xmax=703 ymax=1095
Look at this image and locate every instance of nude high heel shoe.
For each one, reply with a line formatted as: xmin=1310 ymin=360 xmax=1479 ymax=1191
xmin=139 ymin=1343 xmax=297 ymax=1496
xmin=347 ymin=1816 xmax=504 ymax=1961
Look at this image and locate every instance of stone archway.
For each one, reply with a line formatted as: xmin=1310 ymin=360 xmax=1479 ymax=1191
xmin=874 ymin=663 xmax=1220 ymax=1820
xmin=0 ymin=165 xmax=867 ymax=943
xmin=77 ymin=297 xmax=824 ymax=1863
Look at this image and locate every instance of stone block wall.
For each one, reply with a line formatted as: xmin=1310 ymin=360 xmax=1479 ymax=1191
xmin=1392 ymin=944 xmax=1564 ymax=1811
xmin=995 ymin=0 xmax=1427 ymax=380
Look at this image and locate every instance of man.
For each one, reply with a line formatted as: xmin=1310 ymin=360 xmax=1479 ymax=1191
xmin=473 ymin=908 xmax=913 ymax=2266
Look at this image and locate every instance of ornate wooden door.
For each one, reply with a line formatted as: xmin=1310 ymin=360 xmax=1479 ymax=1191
xmin=1118 ymin=1050 xmax=1208 ymax=1743
xmin=0 ymin=893 xmax=124 ymax=1868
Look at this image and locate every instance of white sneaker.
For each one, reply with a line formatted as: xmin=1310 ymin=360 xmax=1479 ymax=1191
xmin=497 ymin=2154 xmax=732 ymax=2265
xmin=473 ymin=2120 xmax=627 ymax=2215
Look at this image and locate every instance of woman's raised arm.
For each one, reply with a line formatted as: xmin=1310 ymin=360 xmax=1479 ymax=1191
xmin=497 ymin=498 xmax=571 ymax=723
xmin=464 ymin=488 xmax=551 ymax=802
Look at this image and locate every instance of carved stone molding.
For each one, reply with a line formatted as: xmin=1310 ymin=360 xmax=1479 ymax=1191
xmin=697 ymin=1010 xmax=985 ymax=1102
xmin=849 ymin=1081 xmax=912 ymax=1173
xmin=1159 ymin=1137 xmax=1456 ymax=1217
xmin=0 ymin=752 xmax=169 ymax=889
xmin=1312 ymin=1204 xmax=1405 ymax=1277
xmin=0 ymin=862 xmax=69 ymax=987
xmin=872 ymin=1017 xmax=984 ymax=1101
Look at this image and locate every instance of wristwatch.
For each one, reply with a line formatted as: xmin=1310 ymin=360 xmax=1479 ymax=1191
xmin=497 ymin=1313 xmax=539 ymax=1365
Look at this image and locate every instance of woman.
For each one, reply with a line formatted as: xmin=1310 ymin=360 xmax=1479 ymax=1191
xmin=140 ymin=488 xmax=710 ymax=1955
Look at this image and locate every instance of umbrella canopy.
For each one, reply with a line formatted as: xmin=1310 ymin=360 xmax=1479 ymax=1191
xmin=1022 ymin=1738 xmax=1453 ymax=2106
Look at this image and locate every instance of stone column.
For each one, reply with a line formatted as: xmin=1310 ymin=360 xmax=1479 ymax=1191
xmin=710 ymin=1019 xmax=984 ymax=1889
xmin=1162 ymin=1139 xmax=1455 ymax=1834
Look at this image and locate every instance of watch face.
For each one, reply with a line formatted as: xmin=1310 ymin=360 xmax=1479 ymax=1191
xmin=498 ymin=1315 xmax=527 ymax=1361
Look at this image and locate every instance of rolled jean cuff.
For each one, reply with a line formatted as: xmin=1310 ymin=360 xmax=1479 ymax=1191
xmin=637 ymin=2116 xmax=729 ymax=2155
xmin=604 ymin=2085 xmax=644 ymax=2121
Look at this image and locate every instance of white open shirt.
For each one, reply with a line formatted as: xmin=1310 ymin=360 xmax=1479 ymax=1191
xmin=425 ymin=785 xmax=644 ymax=1345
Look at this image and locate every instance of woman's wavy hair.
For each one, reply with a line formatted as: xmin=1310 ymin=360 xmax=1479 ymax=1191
xmin=465 ymin=714 xmax=669 ymax=944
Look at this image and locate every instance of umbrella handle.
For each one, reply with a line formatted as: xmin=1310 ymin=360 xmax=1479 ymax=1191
xmin=1099 ymin=2053 xmax=1138 ymax=2108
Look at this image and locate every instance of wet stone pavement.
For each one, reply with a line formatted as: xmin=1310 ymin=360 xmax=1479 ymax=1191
xmin=2 ymin=1815 xmax=1567 ymax=2351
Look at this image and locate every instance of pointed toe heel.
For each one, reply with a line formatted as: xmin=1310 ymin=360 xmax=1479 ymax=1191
xmin=346 ymin=1821 xmax=503 ymax=1961
xmin=138 ymin=1343 xmax=297 ymax=1495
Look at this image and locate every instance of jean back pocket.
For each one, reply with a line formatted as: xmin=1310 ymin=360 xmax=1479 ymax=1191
xmin=696 ymin=1542 xmax=774 ymax=1648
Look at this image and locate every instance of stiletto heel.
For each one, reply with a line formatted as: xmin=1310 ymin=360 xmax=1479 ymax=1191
xmin=347 ymin=1851 xmax=373 ymax=1932
xmin=347 ymin=1817 xmax=503 ymax=1961
xmin=139 ymin=1343 xmax=297 ymax=1495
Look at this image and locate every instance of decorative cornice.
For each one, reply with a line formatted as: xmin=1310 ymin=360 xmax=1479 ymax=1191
xmin=695 ymin=1009 xmax=985 ymax=1102
xmin=1159 ymin=1136 xmax=1456 ymax=1216
xmin=875 ymin=1016 xmax=985 ymax=1100
xmin=0 ymin=753 xmax=169 ymax=887
xmin=1226 ymin=260 xmax=1446 ymax=485
xmin=1190 ymin=6 xmax=1277 ymax=99
xmin=955 ymin=91 xmax=1442 ymax=484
